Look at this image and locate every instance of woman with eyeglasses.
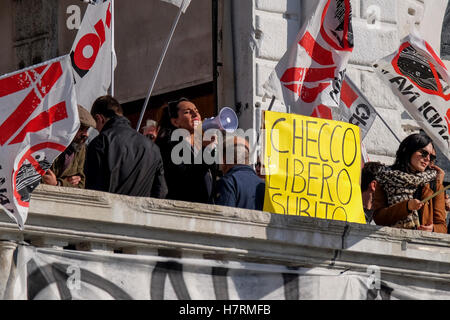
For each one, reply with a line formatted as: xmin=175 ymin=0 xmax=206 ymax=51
xmin=372 ymin=133 xmax=447 ymax=233
xmin=155 ymin=98 xmax=217 ymax=204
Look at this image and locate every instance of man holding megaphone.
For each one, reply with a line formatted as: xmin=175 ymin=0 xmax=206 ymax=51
xmin=156 ymin=98 xmax=224 ymax=204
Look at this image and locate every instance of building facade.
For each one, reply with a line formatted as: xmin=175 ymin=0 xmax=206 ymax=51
xmin=217 ymin=0 xmax=450 ymax=165
xmin=0 ymin=0 xmax=450 ymax=300
xmin=0 ymin=0 xmax=448 ymax=162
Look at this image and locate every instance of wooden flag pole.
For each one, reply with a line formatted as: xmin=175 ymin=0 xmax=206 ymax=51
xmin=136 ymin=0 xmax=187 ymax=131
xmin=422 ymin=184 xmax=450 ymax=204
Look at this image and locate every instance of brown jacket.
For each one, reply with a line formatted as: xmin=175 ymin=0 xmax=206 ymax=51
xmin=373 ymin=182 xmax=447 ymax=233
xmin=50 ymin=145 xmax=86 ymax=189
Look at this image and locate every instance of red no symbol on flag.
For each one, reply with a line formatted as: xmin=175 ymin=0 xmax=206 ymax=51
xmin=392 ymin=42 xmax=450 ymax=101
xmin=13 ymin=142 xmax=66 ymax=207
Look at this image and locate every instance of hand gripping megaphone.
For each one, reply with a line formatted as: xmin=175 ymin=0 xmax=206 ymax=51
xmin=202 ymin=107 xmax=238 ymax=133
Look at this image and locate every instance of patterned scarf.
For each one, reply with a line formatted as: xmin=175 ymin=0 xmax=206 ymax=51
xmin=376 ymin=166 xmax=436 ymax=229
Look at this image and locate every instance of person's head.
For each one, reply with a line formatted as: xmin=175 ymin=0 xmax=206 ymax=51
xmin=167 ymin=98 xmax=201 ymax=133
xmin=361 ymin=161 xmax=382 ymax=193
xmin=142 ymin=119 xmax=159 ymax=141
xmin=90 ymin=95 xmax=123 ymax=132
xmin=156 ymin=98 xmax=201 ymax=146
xmin=221 ymin=136 xmax=250 ymax=174
xmin=361 ymin=161 xmax=383 ymax=210
xmin=72 ymin=105 xmax=96 ymax=151
xmin=392 ymin=133 xmax=436 ymax=173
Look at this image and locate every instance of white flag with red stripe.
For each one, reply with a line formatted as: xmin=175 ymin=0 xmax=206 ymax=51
xmin=263 ymin=0 xmax=354 ymax=116
xmin=0 ymin=56 xmax=79 ymax=229
xmin=71 ymin=0 xmax=115 ymax=111
xmin=160 ymin=0 xmax=192 ymax=13
xmin=374 ymin=31 xmax=450 ymax=160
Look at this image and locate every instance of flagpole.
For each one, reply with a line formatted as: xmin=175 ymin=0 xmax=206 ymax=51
xmin=371 ymin=106 xmax=401 ymax=143
xmin=136 ymin=0 xmax=187 ymax=131
xmin=267 ymin=95 xmax=276 ymax=111
xmin=346 ymin=77 xmax=402 ymax=144
xmin=110 ymin=0 xmax=115 ymax=96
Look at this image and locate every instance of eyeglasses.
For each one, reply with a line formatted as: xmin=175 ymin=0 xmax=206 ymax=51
xmin=418 ymin=149 xmax=436 ymax=162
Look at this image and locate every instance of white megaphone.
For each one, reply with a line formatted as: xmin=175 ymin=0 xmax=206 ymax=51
xmin=202 ymin=107 xmax=238 ymax=133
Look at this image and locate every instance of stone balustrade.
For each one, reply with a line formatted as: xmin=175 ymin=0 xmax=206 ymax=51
xmin=0 ymin=184 xmax=450 ymax=288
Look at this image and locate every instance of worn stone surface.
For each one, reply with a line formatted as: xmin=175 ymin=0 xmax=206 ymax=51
xmin=0 ymin=185 xmax=449 ymax=285
xmin=255 ymin=13 xmax=300 ymax=61
xmin=12 ymin=0 xmax=58 ymax=68
xmin=0 ymin=241 xmax=18 ymax=300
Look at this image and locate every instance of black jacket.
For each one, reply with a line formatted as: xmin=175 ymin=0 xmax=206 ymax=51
xmin=85 ymin=116 xmax=167 ymax=198
xmin=157 ymin=138 xmax=216 ymax=204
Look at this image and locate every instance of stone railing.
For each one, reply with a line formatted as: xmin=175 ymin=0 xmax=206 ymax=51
xmin=1 ymin=184 xmax=450 ymax=285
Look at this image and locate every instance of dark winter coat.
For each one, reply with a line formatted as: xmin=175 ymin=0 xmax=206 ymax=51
xmin=85 ymin=115 xmax=167 ymax=198
xmin=157 ymin=138 xmax=216 ymax=204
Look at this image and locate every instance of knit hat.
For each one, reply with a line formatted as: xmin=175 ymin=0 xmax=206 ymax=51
xmin=78 ymin=105 xmax=96 ymax=128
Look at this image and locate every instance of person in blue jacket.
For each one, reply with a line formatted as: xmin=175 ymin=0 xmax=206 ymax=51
xmin=215 ymin=136 xmax=265 ymax=210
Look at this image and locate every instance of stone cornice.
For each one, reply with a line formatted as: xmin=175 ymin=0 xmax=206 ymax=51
xmin=0 ymin=184 xmax=449 ymax=282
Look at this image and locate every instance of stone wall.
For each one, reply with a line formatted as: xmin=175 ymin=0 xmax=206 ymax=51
xmin=12 ymin=0 xmax=59 ymax=69
xmin=1 ymin=184 xmax=450 ymax=299
xmin=224 ymin=0 xmax=449 ymax=165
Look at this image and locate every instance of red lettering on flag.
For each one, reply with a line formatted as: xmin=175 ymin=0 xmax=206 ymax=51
xmin=311 ymin=104 xmax=333 ymax=119
xmin=73 ymin=34 xmax=101 ymax=71
xmin=106 ymin=3 xmax=112 ymax=28
xmin=300 ymin=83 xmax=331 ymax=103
xmin=280 ymin=68 xmax=305 ymax=83
xmin=94 ymin=20 xmax=106 ymax=45
xmin=299 ymin=31 xmax=334 ymax=66
xmin=304 ymin=67 xmax=336 ymax=82
xmin=280 ymin=29 xmax=338 ymax=104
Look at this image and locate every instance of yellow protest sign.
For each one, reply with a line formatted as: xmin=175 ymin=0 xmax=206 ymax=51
xmin=263 ymin=111 xmax=365 ymax=224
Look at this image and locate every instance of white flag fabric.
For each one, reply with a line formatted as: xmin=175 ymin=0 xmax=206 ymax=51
xmin=263 ymin=0 xmax=354 ymax=116
xmin=71 ymin=0 xmax=115 ymax=111
xmin=374 ymin=32 xmax=450 ymax=160
xmin=338 ymin=77 xmax=377 ymax=139
xmin=160 ymin=0 xmax=192 ymax=13
xmin=82 ymin=0 xmax=103 ymax=4
xmin=0 ymin=56 xmax=79 ymax=229
xmin=81 ymin=0 xmax=103 ymax=5
xmin=310 ymin=76 xmax=377 ymax=140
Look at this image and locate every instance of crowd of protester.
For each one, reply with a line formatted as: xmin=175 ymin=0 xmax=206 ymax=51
xmin=43 ymin=95 xmax=450 ymax=235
